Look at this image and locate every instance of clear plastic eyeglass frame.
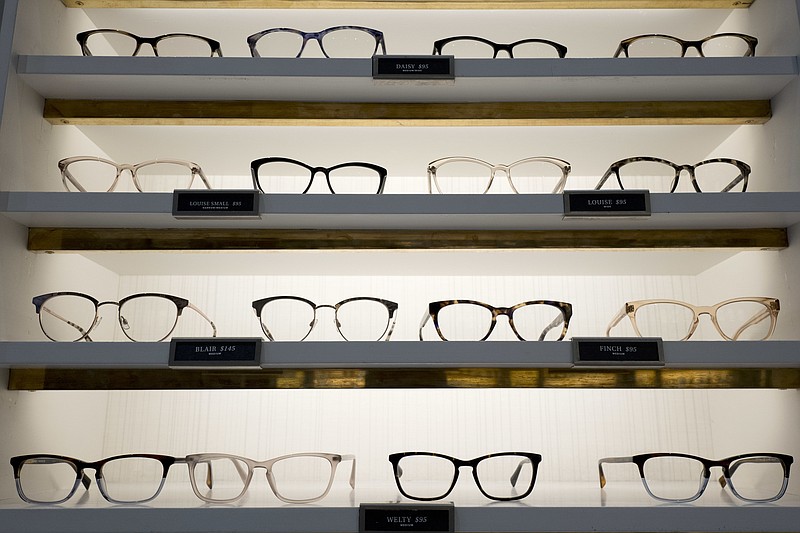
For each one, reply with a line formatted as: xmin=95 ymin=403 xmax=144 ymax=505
xmin=419 ymin=300 xmax=573 ymax=341
xmin=614 ymin=33 xmax=757 ymax=57
xmin=598 ymin=453 xmax=793 ymax=503
xmin=250 ymin=157 xmax=388 ymax=194
xmin=426 ymin=156 xmax=572 ymax=194
xmin=10 ymin=453 xmax=184 ymax=504
xmin=58 ymin=156 xmax=212 ymax=193
xmin=32 ymin=291 xmax=218 ymax=342
xmin=77 ymin=29 xmax=223 ymax=57
xmin=388 ymin=452 xmax=542 ymax=502
xmin=594 ymin=157 xmax=750 ymax=193
xmin=247 ymin=26 xmax=387 ymax=58
xmin=432 ymin=36 xmax=568 ymax=58
xmin=605 ymin=297 xmax=780 ymax=341
xmin=184 ymin=453 xmax=356 ymax=504
xmin=252 ymin=296 xmax=399 ymax=341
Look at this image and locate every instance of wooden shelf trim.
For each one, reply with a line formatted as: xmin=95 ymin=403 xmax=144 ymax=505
xmin=43 ymin=99 xmax=772 ymax=127
xmin=27 ymin=228 xmax=789 ymax=251
xmin=9 ymin=367 xmax=797 ymax=390
xmin=58 ymin=0 xmax=755 ymax=9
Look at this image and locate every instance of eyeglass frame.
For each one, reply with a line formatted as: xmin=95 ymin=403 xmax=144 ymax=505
xmin=58 ymin=156 xmax=213 ymax=193
xmin=605 ymin=297 xmax=780 ymax=341
xmin=388 ymin=451 xmax=542 ymax=502
xmin=594 ymin=156 xmax=751 ymax=193
xmin=247 ymin=26 xmax=387 ymax=58
xmin=427 ymin=156 xmax=572 ymax=194
xmin=184 ymin=452 xmax=356 ymax=504
xmin=419 ymin=299 xmax=573 ymax=341
xmin=10 ymin=453 xmax=185 ymax=504
xmin=77 ymin=29 xmax=223 ymax=57
xmin=32 ymin=291 xmax=218 ymax=342
xmin=614 ymin=32 xmax=757 ymax=58
xmin=250 ymin=157 xmax=388 ymax=194
xmin=432 ymin=36 xmax=568 ymax=58
xmin=598 ymin=452 xmax=793 ymax=503
xmin=252 ymin=295 xmax=399 ymax=341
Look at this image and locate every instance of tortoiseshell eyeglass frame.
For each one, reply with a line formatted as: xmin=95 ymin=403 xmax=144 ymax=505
xmin=605 ymin=297 xmax=780 ymax=341
xmin=594 ymin=157 xmax=750 ymax=193
xmin=598 ymin=452 xmax=793 ymax=503
xmin=252 ymin=295 xmax=399 ymax=341
xmin=426 ymin=156 xmax=572 ymax=194
xmin=247 ymin=26 xmax=387 ymax=58
xmin=432 ymin=36 xmax=568 ymax=58
xmin=419 ymin=300 xmax=573 ymax=341
xmin=250 ymin=157 xmax=388 ymax=194
xmin=614 ymin=32 xmax=757 ymax=58
xmin=77 ymin=29 xmax=223 ymax=57
xmin=388 ymin=451 xmax=542 ymax=502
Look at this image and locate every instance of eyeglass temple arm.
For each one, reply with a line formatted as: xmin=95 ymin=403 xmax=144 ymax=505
xmin=538 ymin=314 xmax=565 ymax=341
xmin=721 ymin=172 xmax=745 ymax=193
xmin=732 ymin=307 xmax=771 ymax=340
xmin=187 ymin=303 xmax=218 ymax=337
xmin=195 ymin=167 xmax=213 ymax=190
xmin=598 ymin=456 xmax=634 ymax=488
xmin=62 ymin=168 xmax=88 ymax=192
xmin=718 ymin=456 xmax=783 ymax=488
xmin=594 ymin=169 xmax=615 ymax=190
xmin=605 ymin=306 xmax=628 ymax=337
xmin=418 ymin=308 xmax=433 ymax=341
xmin=384 ymin=311 xmax=398 ymax=341
xmin=340 ymin=454 xmax=357 ymax=489
xmin=40 ymin=305 xmax=96 ymax=342
xmin=509 ymin=458 xmax=532 ymax=487
xmin=426 ymin=167 xmax=435 ymax=194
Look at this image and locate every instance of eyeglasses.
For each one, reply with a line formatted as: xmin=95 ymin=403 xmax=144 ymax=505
xmin=614 ymin=33 xmax=757 ymax=57
xmin=247 ymin=26 xmax=386 ymax=58
xmin=10 ymin=454 xmax=183 ymax=504
xmin=77 ymin=29 xmax=223 ymax=57
xmin=250 ymin=157 xmax=388 ymax=194
xmin=32 ymin=291 xmax=217 ymax=342
xmin=389 ymin=452 xmax=542 ymax=502
xmin=59 ymin=157 xmax=212 ymax=193
xmin=252 ymin=296 xmax=398 ymax=341
xmin=184 ymin=453 xmax=355 ymax=504
xmin=606 ymin=297 xmax=780 ymax=341
xmin=427 ymin=156 xmax=571 ymax=194
xmin=594 ymin=157 xmax=750 ymax=193
xmin=419 ymin=300 xmax=572 ymax=341
xmin=598 ymin=453 xmax=793 ymax=503
xmin=432 ymin=36 xmax=567 ymax=58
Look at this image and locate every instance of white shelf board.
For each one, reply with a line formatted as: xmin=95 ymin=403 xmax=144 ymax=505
xmin=2 ymin=191 xmax=800 ymax=230
xmin=15 ymin=56 xmax=799 ymax=102
xmin=1 ymin=340 xmax=798 ymax=369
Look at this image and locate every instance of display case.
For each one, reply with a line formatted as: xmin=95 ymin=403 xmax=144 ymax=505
xmin=0 ymin=1 xmax=799 ymax=532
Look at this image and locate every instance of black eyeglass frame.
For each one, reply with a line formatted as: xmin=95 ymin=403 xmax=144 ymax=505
xmin=594 ymin=156 xmax=751 ymax=193
xmin=247 ymin=25 xmax=387 ymax=58
xmin=598 ymin=452 xmax=793 ymax=503
xmin=419 ymin=299 xmax=573 ymax=341
xmin=77 ymin=29 xmax=223 ymax=57
xmin=10 ymin=453 xmax=183 ymax=504
xmin=614 ymin=32 xmax=757 ymax=58
xmin=250 ymin=157 xmax=388 ymax=194
xmin=388 ymin=451 xmax=542 ymax=502
xmin=432 ymin=36 xmax=567 ymax=58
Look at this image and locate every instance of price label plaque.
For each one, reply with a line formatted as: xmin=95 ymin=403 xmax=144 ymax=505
xmin=172 ymin=190 xmax=260 ymax=219
xmin=572 ymin=337 xmax=664 ymax=367
xmin=169 ymin=338 xmax=262 ymax=368
xmin=360 ymin=503 xmax=454 ymax=533
xmin=373 ymin=55 xmax=455 ymax=80
xmin=563 ymin=190 xmax=651 ymax=217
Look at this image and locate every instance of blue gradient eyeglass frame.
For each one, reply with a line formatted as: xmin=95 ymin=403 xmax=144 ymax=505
xmin=247 ymin=26 xmax=387 ymax=58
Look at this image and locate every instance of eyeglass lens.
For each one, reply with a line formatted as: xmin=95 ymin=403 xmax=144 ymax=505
xmin=632 ymin=300 xmax=774 ymax=340
xmin=432 ymin=159 xmax=566 ymax=193
xmin=63 ymin=159 xmax=197 ymax=192
xmin=641 ymin=455 xmax=786 ymax=502
xmin=613 ymin=160 xmax=745 ymax=192
xmin=83 ymin=31 xmax=215 ymax=56
xmin=436 ymin=302 xmax=565 ymax=341
xmin=254 ymin=161 xmax=383 ymax=194
xmin=252 ymin=28 xmax=379 ymax=57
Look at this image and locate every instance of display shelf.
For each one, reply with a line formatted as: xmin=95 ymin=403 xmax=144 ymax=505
xmin=3 ymin=341 xmax=799 ymax=390
xmin=0 ymin=482 xmax=798 ymax=533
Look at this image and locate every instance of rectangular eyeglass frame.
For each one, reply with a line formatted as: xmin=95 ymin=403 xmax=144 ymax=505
xmin=613 ymin=33 xmax=757 ymax=58
xmin=247 ymin=26 xmax=386 ymax=58
xmin=432 ymin=36 xmax=567 ymax=58
xmin=594 ymin=157 xmax=750 ymax=193
xmin=77 ymin=29 xmax=223 ymax=57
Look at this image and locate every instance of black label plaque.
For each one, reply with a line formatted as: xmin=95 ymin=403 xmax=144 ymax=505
xmin=373 ymin=56 xmax=455 ymax=79
xmin=169 ymin=338 xmax=262 ymax=368
xmin=172 ymin=190 xmax=260 ymax=218
xmin=563 ymin=190 xmax=651 ymax=217
xmin=572 ymin=337 xmax=664 ymax=367
xmin=360 ymin=504 xmax=454 ymax=533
